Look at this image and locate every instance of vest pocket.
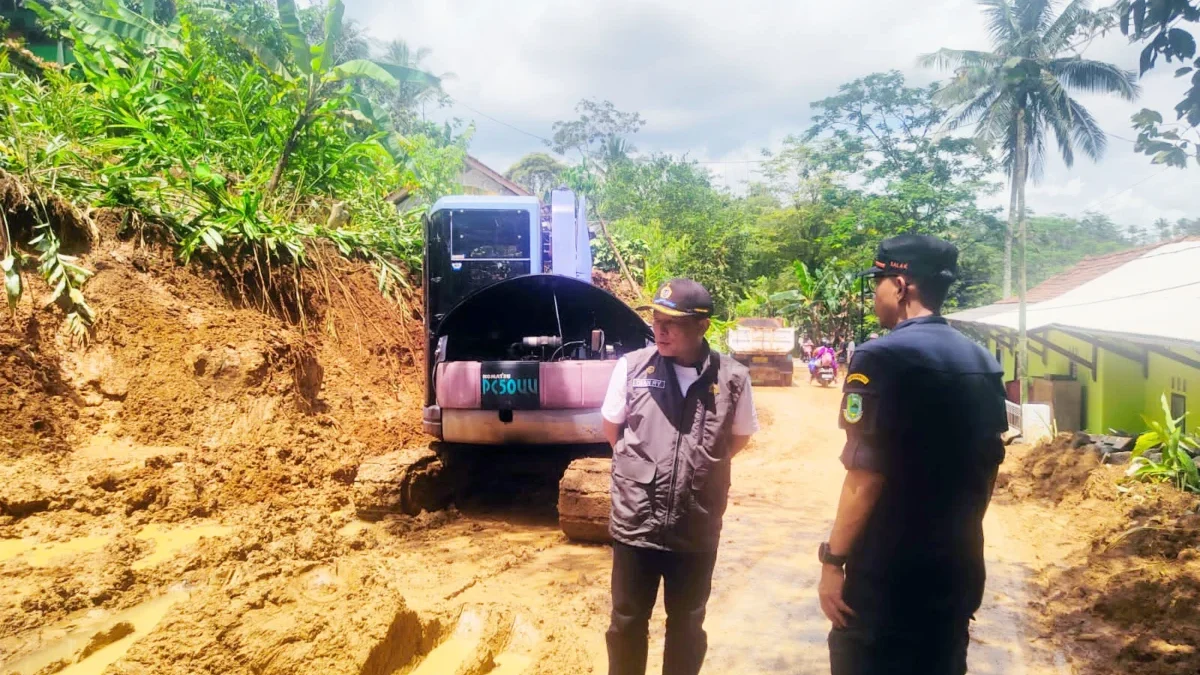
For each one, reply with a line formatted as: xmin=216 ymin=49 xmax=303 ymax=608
xmin=689 ymin=459 xmax=732 ymax=519
xmin=611 ymin=454 xmax=657 ymax=529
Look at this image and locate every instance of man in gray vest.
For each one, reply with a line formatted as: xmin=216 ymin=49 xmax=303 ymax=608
xmin=600 ymin=278 xmax=759 ymax=675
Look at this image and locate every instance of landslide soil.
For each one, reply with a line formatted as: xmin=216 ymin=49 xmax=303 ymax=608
xmin=996 ymin=437 xmax=1200 ymax=675
xmin=0 ymin=206 xmax=441 ymax=673
xmin=3 ymin=200 xmax=1193 ymax=673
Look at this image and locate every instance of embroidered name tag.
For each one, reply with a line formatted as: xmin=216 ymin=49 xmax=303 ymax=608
xmin=631 ymin=378 xmax=666 ymax=389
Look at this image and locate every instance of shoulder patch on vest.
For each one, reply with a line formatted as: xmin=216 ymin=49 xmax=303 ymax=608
xmin=847 ymin=373 xmax=870 ymax=386
xmin=843 ymin=393 xmax=864 ymax=424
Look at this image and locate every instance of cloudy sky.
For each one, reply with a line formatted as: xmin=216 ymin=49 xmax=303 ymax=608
xmin=346 ymin=0 xmax=1196 ymax=228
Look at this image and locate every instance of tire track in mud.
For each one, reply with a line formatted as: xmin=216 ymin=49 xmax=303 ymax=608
xmin=1 ymin=369 xmax=1073 ymax=674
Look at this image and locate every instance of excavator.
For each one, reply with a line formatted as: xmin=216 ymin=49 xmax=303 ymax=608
xmin=355 ymin=188 xmax=646 ymax=541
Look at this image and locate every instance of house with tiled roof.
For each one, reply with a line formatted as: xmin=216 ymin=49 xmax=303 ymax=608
xmin=459 ymin=156 xmax=531 ymax=197
xmin=946 ymin=237 xmax=1200 ymax=436
xmin=388 ymin=155 xmax=529 ymax=207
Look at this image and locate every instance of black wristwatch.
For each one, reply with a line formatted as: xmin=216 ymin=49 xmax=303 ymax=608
xmin=818 ymin=542 xmax=848 ymax=568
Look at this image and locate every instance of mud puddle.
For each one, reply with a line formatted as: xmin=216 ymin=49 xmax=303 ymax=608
xmin=407 ymin=610 xmax=486 ymax=675
xmin=2 ymin=590 xmax=187 ymax=675
xmin=0 ymin=521 xmax=230 ymax=573
xmin=131 ymin=523 xmax=232 ymax=570
xmin=0 ymin=535 xmax=112 ymax=568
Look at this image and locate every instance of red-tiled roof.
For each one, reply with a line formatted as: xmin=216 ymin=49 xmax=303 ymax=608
xmin=995 ymin=237 xmax=1200 ymax=304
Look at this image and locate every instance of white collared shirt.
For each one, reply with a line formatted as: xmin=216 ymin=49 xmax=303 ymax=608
xmin=600 ymin=357 xmax=760 ymax=435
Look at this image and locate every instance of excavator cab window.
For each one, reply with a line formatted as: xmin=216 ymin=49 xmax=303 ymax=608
xmin=426 ymin=208 xmax=536 ymax=328
xmin=450 ymin=210 xmax=530 ymax=260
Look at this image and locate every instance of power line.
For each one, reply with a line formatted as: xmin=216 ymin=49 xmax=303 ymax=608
xmin=1080 ymin=166 xmax=1173 ymax=211
xmin=447 ymin=96 xmax=552 ymax=144
xmin=443 ymin=97 xmax=1174 ymax=211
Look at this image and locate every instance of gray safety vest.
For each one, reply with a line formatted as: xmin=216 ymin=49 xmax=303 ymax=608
xmin=609 ymin=345 xmax=750 ymax=552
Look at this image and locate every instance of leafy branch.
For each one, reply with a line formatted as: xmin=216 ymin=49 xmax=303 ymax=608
xmin=30 ymin=221 xmax=94 ymax=342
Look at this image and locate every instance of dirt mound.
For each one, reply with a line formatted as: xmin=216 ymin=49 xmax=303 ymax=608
xmin=0 ymin=315 xmax=78 ymax=459
xmin=1006 ymin=440 xmax=1200 ymax=675
xmin=997 ymin=434 xmax=1119 ymax=505
xmin=592 ymin=269 xmax=643 ymax=308
xmin=1 ymin=184 xmax=431 ymax=669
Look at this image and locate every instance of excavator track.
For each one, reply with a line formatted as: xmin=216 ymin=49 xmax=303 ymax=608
xmin=557 ymin=457 xmax=613 ymax=543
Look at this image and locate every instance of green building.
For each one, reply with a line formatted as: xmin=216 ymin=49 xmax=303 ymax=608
xmin=947 ymin=238 xmax=1200 ymax=436
xmin=2 ymin=0 xmax=72 ymax=65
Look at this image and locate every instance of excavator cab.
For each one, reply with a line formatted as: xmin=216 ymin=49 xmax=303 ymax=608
xmin=421 ymin=189 xmax=650 ymax=446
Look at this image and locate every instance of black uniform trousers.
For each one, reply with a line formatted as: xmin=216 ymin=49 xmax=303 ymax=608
xmin=828 ymin=618 xmax=970 ymax=675
xmin=607 ymin=541 xmax=719 ymax=675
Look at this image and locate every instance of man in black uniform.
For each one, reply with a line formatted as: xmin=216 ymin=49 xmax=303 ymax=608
xmin=818 ymin=234 xmax=1007 ymax=675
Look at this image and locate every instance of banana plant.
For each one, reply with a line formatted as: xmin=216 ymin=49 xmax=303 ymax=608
xmin=1130 ymin=394 xmax=1200 ymax=493
xmin=232 ymin=0 xmax=440 ymax=195
xmin=42 ymin=0 xmax=184 ymax=56
xmin=769 ymin=260 xmax=820 ymax=334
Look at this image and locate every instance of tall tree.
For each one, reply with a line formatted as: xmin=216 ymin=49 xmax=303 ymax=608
xmin=550 ymin=99 xmax=644 ymax=175
xmin=371 ymin=39 xmax=452 ymax=134
xmin=504 ymin=152 xmax=567 ymax=201
xmin=1154 ymin=216 xmax=1175 ymax=241
xmin=805 ymin=71 xmax=997 ymax=234
xmin=921 ymin=0 xmax=1138 ymax=401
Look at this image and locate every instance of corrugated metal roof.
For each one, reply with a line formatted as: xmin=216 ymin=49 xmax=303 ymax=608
xmin=947 ymin=238 xmax=1200 ymax=347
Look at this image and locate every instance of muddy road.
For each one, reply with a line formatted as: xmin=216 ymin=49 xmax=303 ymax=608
xmin=2 ymin=371 xmax=1071 ymax=675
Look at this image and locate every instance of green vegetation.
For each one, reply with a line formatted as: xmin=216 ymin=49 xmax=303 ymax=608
xmin=1117 ymin=0 xmax=1200 ymax=168
xmin=922 ymin=0 xmax=1138 ymax=401
xmin=1130 ymin=394 xmax=1200 ymax=493
xmin=0 ymin=0 xmax=1184 ymax=365
xmin=519 ymin=66 xmax=1137 ymax=341
xmin=0 ymin=0 xmax=466 ymax=337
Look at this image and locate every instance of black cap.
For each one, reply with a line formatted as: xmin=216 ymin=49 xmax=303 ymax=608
xmin=859 ymin=234 xmax=958 ymax=282
xmin=638 ymin=278 xmax=714 ymax=318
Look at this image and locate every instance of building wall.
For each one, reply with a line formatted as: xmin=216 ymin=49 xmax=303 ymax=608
xmin=985 ymin=330 xmax=1168 ymax=435
xmin=1099 ymin=349 xmax=1146 ymax=434
xmin=460 ymin=166 xmax=520 ymax=196
xmin=1145 ymin=350 xmax=1200 ymax=434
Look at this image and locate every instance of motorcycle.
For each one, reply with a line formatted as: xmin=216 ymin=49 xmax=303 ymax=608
xmin=816 ymin=365 xmax=836 ymax=387
xmin=808 ymin=355 xmax=838 ymax=387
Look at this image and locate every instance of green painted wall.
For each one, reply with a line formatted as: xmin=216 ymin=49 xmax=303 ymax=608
xmin=980 ymin=330 xmax=1196 ymax=435
xmin=1098 ymin=349 xmax=1146 ymax=434
xmin=1145 ymin=351 xmax=1200 ymax=434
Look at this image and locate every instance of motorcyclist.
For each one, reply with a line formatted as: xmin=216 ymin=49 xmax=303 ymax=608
xmin=809 ymin=339 xmax=838 ymax=382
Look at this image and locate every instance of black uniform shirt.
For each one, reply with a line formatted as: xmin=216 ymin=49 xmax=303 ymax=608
xmin=838 ymin=316 xmax=1007 ymax=625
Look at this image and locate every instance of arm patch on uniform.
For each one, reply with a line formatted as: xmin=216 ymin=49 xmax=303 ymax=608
xmin=843 ymin=393 xmax=864 ymax=424
xmin=847 ymin=373 xmax=870 ymax=386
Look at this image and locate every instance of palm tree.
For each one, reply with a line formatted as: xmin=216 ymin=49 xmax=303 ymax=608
xmin=921 ymin=0 xmax=1138 ymax=402
xmin=375 ymin=39 xmax=452 ymax=129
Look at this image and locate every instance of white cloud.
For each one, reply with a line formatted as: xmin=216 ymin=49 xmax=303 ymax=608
xmin=1027 ymin=177 xmax=1085 ymax=198
xmin=347 ymin=0 xmax=1199 ymax=227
